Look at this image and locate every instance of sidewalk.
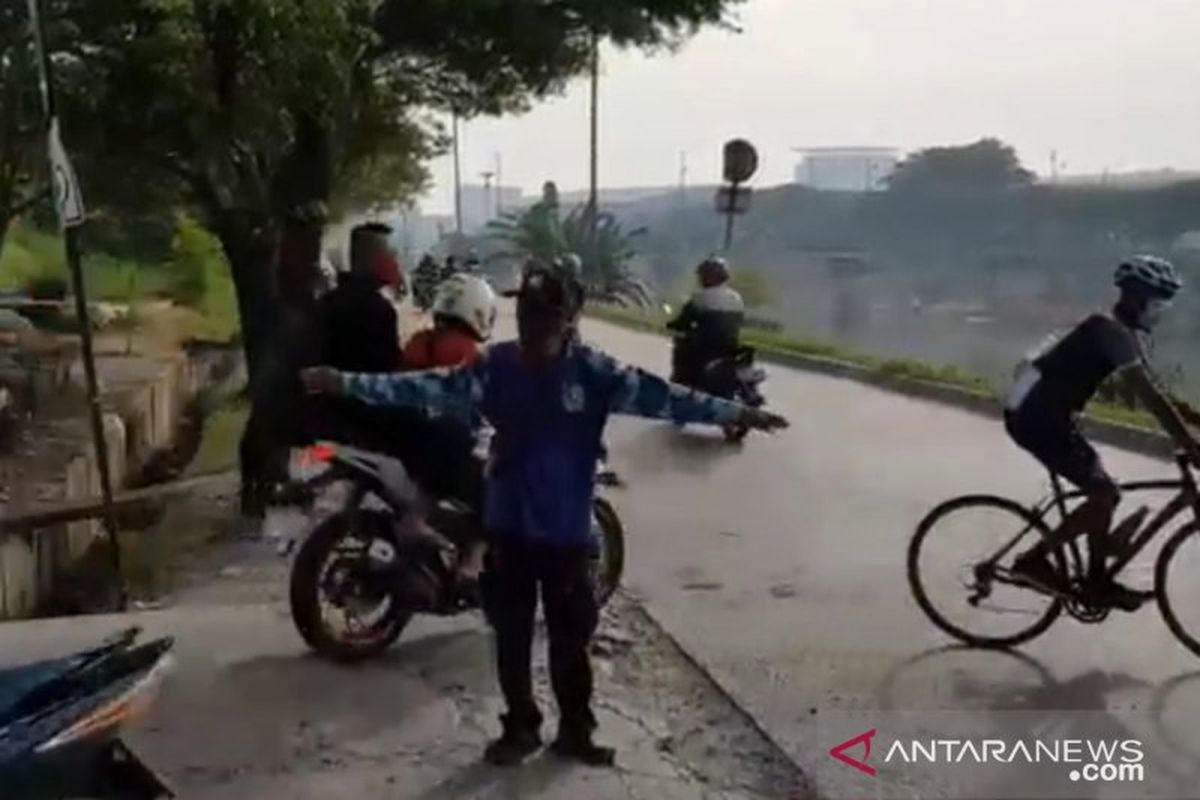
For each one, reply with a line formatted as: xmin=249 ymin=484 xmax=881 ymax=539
xmin=0 ymin=557 xmax=810 ymax=800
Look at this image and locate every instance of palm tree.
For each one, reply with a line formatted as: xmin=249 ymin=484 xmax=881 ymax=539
xmin=560 ymin=206 xmax=651 ymax=307
xmin=487 ymin=184 xmax=652 ymax=307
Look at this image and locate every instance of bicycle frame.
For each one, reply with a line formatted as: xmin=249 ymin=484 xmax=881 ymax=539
xmin=1026 ymin=454 xmax=1200 ymax=583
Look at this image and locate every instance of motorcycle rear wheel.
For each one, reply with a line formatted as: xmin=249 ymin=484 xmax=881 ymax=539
xmin=289 ymin=510 xmax=412 ymax=662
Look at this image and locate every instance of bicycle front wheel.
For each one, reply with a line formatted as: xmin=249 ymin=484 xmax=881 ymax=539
xmin=1156 ymin=523 xmax=1200 ymax=657
xmin=908 ymin=495 xmax=1064 ymax=648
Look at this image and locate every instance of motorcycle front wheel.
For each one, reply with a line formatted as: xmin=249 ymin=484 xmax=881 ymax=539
xmin=289 ymin=510 xmax=412 ymax=662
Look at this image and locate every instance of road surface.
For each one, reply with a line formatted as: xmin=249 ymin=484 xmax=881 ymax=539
xmin=577 ymin=315 xmax=1200 ymax=798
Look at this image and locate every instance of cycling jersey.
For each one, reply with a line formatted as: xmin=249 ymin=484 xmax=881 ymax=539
xmin=1006 ymin=314 xmax=1142 ymax=418
xmin=1004 ymin=313 xmax=1142 ymax=491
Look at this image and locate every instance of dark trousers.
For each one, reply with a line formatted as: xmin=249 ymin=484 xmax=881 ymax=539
xmin=482 ymin=537 xmax=599 ymax=737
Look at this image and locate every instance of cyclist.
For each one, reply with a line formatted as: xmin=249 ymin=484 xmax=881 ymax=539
xmin=1005 ymin=255 xmax=1200 ymax=610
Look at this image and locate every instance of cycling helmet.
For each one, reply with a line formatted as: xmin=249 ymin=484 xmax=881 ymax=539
xmin=432 ymin=274 xmax=497 ymax=341
xmin=558 ymin=252 xmax=583 ymax=276
xmin=697 ymin=256 xmax=730 ymax=288
xmin=1114 ymin=255 xmax=1182 ymax=299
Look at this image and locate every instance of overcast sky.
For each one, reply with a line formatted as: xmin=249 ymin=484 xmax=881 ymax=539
xmin=421 ymin=0 xmax=1200 ymax=213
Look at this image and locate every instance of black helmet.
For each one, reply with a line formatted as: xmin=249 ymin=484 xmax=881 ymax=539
xmin=507 ymin=258 xmax=585 ymax=317
xmin=1114 ymin=255 xmax=1183 ymax=299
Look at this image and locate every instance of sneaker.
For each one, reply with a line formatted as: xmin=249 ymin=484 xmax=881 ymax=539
xmin=1096 ymin=580 xmax=1149 ymax=613
xmin=483 ymin=728 xmax=541 ymax=767
xmin=1010 ymin=551 xmax=1067 ymax=596
xmin=550 ymin=731 xmax=616 ymax=767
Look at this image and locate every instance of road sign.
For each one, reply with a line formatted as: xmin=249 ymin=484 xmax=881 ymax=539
xmin=723 ymin=139 xmax=759 ymax=184
xmin=47 ymin=118 xmax=85 ymax=228
xmin=715 ymin=186 xmax=753 ymax=215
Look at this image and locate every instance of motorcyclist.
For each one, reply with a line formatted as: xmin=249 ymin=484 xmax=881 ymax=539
xmin=413 ymin=253 xmax=441 ymax=311
xmin=404 ymin=273 xmax=496 ymax=369
xmin=402 ymin=274 xmax=497 ymax=591
xmin=666 ymin=256 xmax=745 ymax=387
xmin=464 ymin=250 xmax=483 ymax=274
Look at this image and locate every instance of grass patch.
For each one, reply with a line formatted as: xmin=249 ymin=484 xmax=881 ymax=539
xmin=1 ymin=217 xmax=239 ymax=342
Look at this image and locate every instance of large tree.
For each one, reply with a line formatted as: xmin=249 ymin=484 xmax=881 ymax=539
xmin=47 ymin=0 xmax=742 ymax=374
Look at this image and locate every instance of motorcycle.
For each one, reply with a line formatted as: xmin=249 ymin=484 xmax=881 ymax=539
xmin=0 ymin=627 xmax=174 ymax=799
xmin=668 ymin=329 xmax=767 ymax=443
xmin=280 ymin=440 xmax=626 ymax=663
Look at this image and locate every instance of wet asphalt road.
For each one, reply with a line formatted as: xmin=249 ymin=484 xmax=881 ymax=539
xmin=575 ymin=314 xmax=1200 ymax=798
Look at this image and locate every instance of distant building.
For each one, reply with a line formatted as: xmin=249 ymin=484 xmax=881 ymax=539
xmin=459 ymin=184 xmax=525 ymax=232
xmin=793 ymin=147 xmax=900 ymax=192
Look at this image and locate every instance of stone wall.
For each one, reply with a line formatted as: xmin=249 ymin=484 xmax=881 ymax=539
xmin=0 ymin=346 xmax=229 ymax=619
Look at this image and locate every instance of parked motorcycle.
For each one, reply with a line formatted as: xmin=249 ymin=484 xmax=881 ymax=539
xmin=281 ymin=440 xmax=626 ymax=662
xmin=0 ymin=627 xmax=174 ymax=799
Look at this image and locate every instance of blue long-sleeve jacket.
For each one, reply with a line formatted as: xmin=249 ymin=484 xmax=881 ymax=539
xmin=338 ymin=339 xmax=743 ymax=546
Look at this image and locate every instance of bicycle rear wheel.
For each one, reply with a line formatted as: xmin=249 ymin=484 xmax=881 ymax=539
xmin=908 ymin=495 xmax=1064 ymax=648
xmin=1156 ymin=523 xmax=1200 ymax=657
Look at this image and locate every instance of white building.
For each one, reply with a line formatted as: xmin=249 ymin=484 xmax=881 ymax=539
xmin=793 ymin=147 xmax=900 ymax=192
xmin=459 ymin=184 xmax=525 ymax=232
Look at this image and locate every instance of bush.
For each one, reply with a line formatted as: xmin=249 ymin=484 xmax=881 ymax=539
xmin=170 ymin=213 xmax=224 ymax=307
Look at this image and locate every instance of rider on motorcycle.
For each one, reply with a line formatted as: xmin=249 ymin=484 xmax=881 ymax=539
xmin=666 ymin=256 xmax=745 ymax=386
xmin=1005 ymin=255 xmax=1200 ymax=610
xmin=402 ymin=274 xmax=497 ymax=590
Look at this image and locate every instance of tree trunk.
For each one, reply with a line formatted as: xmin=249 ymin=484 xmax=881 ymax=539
xmin=214 ymin=212 xmax=278 ymax=382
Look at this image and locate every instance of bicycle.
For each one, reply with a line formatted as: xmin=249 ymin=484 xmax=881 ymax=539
xmin=908 ymin=452 xmax=1200 ymax=655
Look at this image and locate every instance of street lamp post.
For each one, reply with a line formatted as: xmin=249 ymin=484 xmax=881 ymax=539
xmin=452 ymin=110 xmax=463 ymax=236
xmin=587 ymin=29 xmax=600 ymax=253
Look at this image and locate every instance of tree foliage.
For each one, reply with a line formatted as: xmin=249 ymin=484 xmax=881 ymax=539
xmin=0 ymin=2 xmax=46 ymax=255
xmin=25 ymin=0 xmax=741 ymax=371
xmin=888 ymin=138 xmax=1034 ymax=194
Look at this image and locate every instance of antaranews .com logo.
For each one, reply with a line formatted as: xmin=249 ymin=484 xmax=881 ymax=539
xmin=829 ymin=727 xmax=1145 ymax=786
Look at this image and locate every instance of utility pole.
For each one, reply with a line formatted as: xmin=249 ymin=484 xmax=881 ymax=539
xmin=26 ymin=0 xmax=124 ymax=605
xmin=587 ymin=29 xmax=600 ymax=250
xmin=494 ymin=153 xmax=504 ymax=214
xmin=679 ymin=151 xmax=688 ymax=208
xmin=452 ymin=110 xmax=463 ymax=235
xmin=480 ymin=170 xmax=495 ymax=223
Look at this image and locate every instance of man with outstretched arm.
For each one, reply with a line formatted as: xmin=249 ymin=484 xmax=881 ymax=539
xmin=302 ymin=258 xmax=786 ymax=768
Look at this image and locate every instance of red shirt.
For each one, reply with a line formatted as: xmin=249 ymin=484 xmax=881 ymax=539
xmin=403 ymin=328 xmax=480 ymax=370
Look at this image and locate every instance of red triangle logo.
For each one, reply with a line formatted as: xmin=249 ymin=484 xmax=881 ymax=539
xmin=829 ymin=728 xmax=878 ymax=777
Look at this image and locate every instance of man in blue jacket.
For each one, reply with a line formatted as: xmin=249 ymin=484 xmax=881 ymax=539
xmin=302 ymin=258 xmax=786 ymax=767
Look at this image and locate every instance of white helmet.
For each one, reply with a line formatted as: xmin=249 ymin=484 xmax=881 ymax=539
xmin=432 ymin=274 xmax=497 ymax=341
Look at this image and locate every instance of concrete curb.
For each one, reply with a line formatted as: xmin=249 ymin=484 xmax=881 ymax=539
xmin=586 ymin=312 xmax=1175 ymax=462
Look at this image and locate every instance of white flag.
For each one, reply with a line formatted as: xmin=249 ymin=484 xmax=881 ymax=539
xmin=48 ymin=118 xmax=85 ymax=228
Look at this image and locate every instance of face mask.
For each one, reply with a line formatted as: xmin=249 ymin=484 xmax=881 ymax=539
xmin=517 ymin=303 xmax=566 ymax=356
xmin=1139 ymin=298 xmax=1172 ymax=330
